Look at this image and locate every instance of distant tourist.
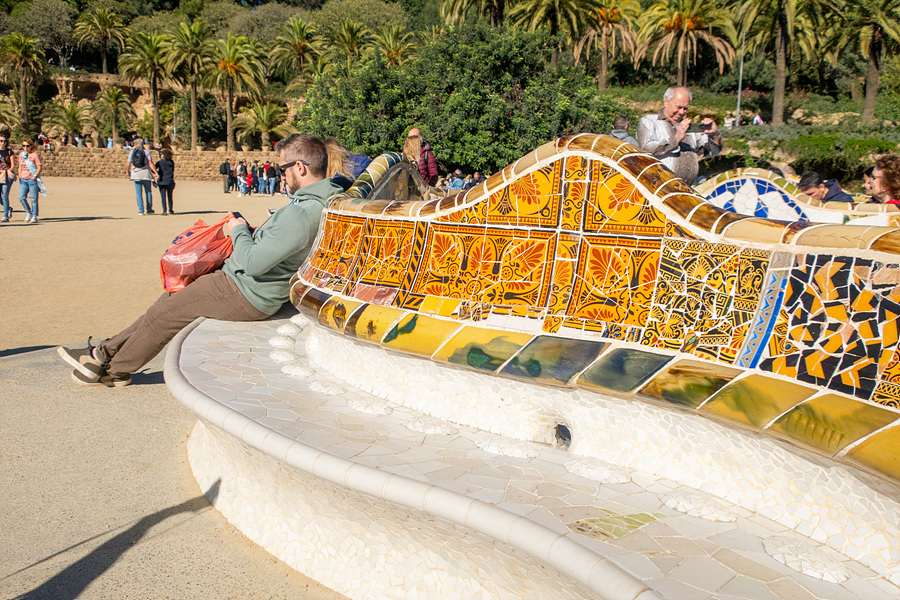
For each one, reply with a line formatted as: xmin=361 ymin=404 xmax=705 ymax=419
xmin=872 ymin=155 xmax=900 ymax=204
xmin=798 ymin=171 xmax=853 ymax=203
xmin=465 ymin=171 xmax=486 ymax=189
xmin=724 ymin=112 xmax=736 ymax=128
xmin=324 ymin=138 xmax=371 ymax=191
xmin=155 ymin=148 xmax=176 ymax=215
xmin=106 ymin=137 xmax=114 ymax=149
xmin=0 ymin=130 xmax=13 ymax=223
xmin=404 ymin=128 xmax=439 ymax=186
xmin=17 ymin=138 xmax=42 ymax=223
xmin=219 ymin=158 xmax=231 ymax=193
xmin=609 ymin=116 xmax=639 ymax=146
xmin=752 ymin=112 xmax=764 ymax=125
xmin=636 ymin=86 xmax=721 ymax=186
xmin=448 ymin=169 xmax=465 ymax=190
xmin=127 ymin=139 xmax=158 ymax=215
xmin=236 ymin=159 xmax=248 ymax=196
xmin=265 ymin=160 xmax=277 ymax=195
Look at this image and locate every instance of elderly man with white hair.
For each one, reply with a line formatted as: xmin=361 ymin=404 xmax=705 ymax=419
xmin=636 ymin=86 xmax=721 ymax=185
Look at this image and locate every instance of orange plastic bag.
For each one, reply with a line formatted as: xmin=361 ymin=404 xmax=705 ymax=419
xmin=160 ymin=214 xmax=234 ymax=293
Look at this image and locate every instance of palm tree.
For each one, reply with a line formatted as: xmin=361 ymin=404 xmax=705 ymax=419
xmin=286 ymin=54 xmax=334 ymax=93
xmin=73 ymin=8 xmax=127 ymax=75
xmin=372 ymin=25 xmax=418 ymax=67
xmin=233 ymin=102 xmax=296 ymax=150
xmin=739 ymin=0 xmax=817 ymax=125
xmin=163 ymin=20 xmax=216 ymax=150
xmin=93 ymin=86 xmax=135 ymax=144
xmin=637 ymin=0 xmax=737 ymax=87
xmin=270 ymin=17 xmax=324 ymax=83
xmin=0 ymin=33 xmax=45 ymax=135
xmin=574 ymin=0 xmax=640 ymax=90
xmin=441 ymin=0 xmax=509 ymax=27
xmin=206 ymin=34 xmax=265 ymax=151
xmin=330 ymin=20 xmax=373 ymax=67
xmin=827 ymin=0 xmax=900 ymax=123
xmin=119 ymin=33 xmax=169 ymax=146
xmin=507 ymin=0 xmax=601 ymax=68
xmin=43 ymin=101 xmax=91 ymax=142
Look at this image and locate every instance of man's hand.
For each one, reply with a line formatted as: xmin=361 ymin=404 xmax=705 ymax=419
xmin=675 ymin=118 xmax=690 ymax=142
xmin=223 ymin=216 xmax=248 ymax=235
xmin=701 ymin=117 xmax=718 ymax=134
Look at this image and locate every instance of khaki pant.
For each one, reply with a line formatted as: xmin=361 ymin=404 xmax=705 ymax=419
xmin=99 ymin=270 xmax=268 ymax=375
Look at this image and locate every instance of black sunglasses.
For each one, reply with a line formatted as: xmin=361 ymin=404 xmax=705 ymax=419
xmin=278 ymin=159 xmax=309 ymax=174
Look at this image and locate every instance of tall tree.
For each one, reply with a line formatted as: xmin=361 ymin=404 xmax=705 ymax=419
xmin=119 ymin=32 xmax=169 ymax=146
xmin=269 ymin=16 xmax=324 ymax=85
xmin=739 ymin=0 xmax=817 ymax=125
xmin=9 ymin=0 xmax=77 ymax=67
xmin=206 ymin=34 xmax=265 ymax=151
xmin=233 ymin=102 xmax=295 ymax=149
xmin=372 ymin=25 xmax=418 ymax=67
xmin=93 ymin=86 xmax=136 ymax=144
xmin=163 ymin=20 xmax=215 ymax=150
xmin=0 ymin=32 xmax=45 ymax=135
xmin=637 ymin=0 xmax=737 ymax=86
xmin=440 ymin=0 xmax=509 ymax=27
xmin=73 ymin=8 xmax=127 ymax=75
xmin=507 ymin=0 xmax=600 ymax=68
xmin=827 ymin=0 xmax=900 ymax=123
xmin=574 ymin=0 xmax=639 ymax=90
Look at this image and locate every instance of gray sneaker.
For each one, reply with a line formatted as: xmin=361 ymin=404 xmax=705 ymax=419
xmin=71 ymin=369 xmax=132 ymax=388
xmin=57 ymin=343 xmax=104 ymax=381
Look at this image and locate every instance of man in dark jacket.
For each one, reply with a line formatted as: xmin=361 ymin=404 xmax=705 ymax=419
xmin=220 ymin=159 xmax=230 ymax=193
xmin=799 ymin=171 xmax=854 ymax=203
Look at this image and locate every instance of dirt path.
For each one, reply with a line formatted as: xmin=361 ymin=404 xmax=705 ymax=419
xmin=1 ymin=176 xmax=284 ymax=352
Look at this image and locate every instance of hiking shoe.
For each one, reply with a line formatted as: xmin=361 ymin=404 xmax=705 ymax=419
xmin=71 ymin=369 xmax=131 ymax=388
xmin=57 ymin=343 xmax=104 ymax=381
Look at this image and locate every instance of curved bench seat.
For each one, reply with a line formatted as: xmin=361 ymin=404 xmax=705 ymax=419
xmin=167 ymin=316 xmax=900 ymax=598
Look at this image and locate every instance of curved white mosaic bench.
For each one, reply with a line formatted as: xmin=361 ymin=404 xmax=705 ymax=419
xmin=166 ymin=319 xmax=659 ymax=600
xmin=168 ymin=316 xmax=900 ymax=599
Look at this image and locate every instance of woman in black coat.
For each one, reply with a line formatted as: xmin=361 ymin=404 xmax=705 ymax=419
xmin=155 ymin=148 xmax=176 ymax=214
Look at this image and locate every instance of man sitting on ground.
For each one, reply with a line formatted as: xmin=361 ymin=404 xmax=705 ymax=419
xmin=57 ymin=134 xmax=343 ymax=387
xmin=798 ymin=171 xmax=853 ymax=203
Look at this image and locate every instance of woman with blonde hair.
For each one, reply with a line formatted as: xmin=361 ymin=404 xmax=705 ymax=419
xmin=324 ymin=138 xmax=372 ymax=190
xmin=404 ymin=127 xmax=438 ymax=186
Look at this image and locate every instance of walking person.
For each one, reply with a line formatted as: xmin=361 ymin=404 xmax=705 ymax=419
xmin=0 ymin=131 xmax=14 ymax=222
xmin=155 ymin=148 xmax=176 ymax=215
xmin=127 ymin=139 xmax=158 ymax=215
xmin=17 ymin=138 xmax=42 ymax=223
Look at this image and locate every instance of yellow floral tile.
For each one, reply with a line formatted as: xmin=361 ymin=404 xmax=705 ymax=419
xmin=381 ymin=313 xmax=464 ymax=358
xmin=770 ymin=394 xmax=900 ymax=455
xmin=351 ymin=220 xmax=425 ymax=289
xmin=585 ymin=172 xmax=667 ymax=236
xmin=433 ymin=326 xmax=535 ymax=372
xmin=700 ymin=374 xmax=816 ymax=429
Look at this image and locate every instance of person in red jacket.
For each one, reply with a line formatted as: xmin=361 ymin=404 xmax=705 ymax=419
xmin=404 ymin=127 xmax=439 ymax=186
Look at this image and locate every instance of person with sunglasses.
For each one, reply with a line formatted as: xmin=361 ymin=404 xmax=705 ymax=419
xmin=0 ymin=131 xmax=13 ymax=223
xmin=17 ymin=138 xmax=41 ymax=223
xmin=57 ymin=133 xmax=343 ymax=388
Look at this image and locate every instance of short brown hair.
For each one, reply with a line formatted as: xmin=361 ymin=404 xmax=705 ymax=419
xmin=876 ymin=155 xmax=900 ymax=202
xmin=275 ymin=134 xmax=327 ymax=178
xmin=161 ymin=148 xmax=173 ymax=160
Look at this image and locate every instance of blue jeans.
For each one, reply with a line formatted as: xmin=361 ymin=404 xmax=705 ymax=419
xmin=258 ymin=178 xmax=267 ymax=194
xmin=268 ymin=177 xmax=276 ymax=195
xmin=0 ymin=180 xmax=10 ymax=219
xmin=134 ymin=180 xmax=153 ymax=213
xmin=19 ymin=177 xmax=38 ymax=217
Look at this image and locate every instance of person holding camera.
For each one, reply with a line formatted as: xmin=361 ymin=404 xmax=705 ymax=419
xmin=636 ymin=86 xmax=721 ymax=186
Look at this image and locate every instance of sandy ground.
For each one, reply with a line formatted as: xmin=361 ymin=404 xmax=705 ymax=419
xmin=1 ymin=176 xmax=283 ymax=353
xmin=0 ymin=177 xmax=347 ymax=599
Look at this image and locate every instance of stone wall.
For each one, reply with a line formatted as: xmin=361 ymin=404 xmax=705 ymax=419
xmin=38 ymin=147 xmax=279 ymax=181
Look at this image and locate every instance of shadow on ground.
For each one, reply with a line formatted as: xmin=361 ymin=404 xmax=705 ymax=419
xmin=9 ymin=480 xmax=220 ymax=600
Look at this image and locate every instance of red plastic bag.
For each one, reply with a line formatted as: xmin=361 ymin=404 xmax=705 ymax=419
xmin=160 ymin=214 xmax=235 ymax=293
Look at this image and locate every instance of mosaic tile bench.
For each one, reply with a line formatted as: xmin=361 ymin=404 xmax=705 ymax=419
xmin=696 ymin=167 xmax=896 ymax=225
xmin=168 ymin=134 xmax=900 ymax=598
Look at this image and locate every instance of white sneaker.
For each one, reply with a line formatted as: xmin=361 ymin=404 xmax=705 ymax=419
xmin=25 ymin=213 xmax=32 ymax=221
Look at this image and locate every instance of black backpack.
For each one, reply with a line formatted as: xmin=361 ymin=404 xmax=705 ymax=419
xmin=219 ymin=162 xmax=228 ymax=175
xmin=131 ymin=148 xmax=147 ymax=169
